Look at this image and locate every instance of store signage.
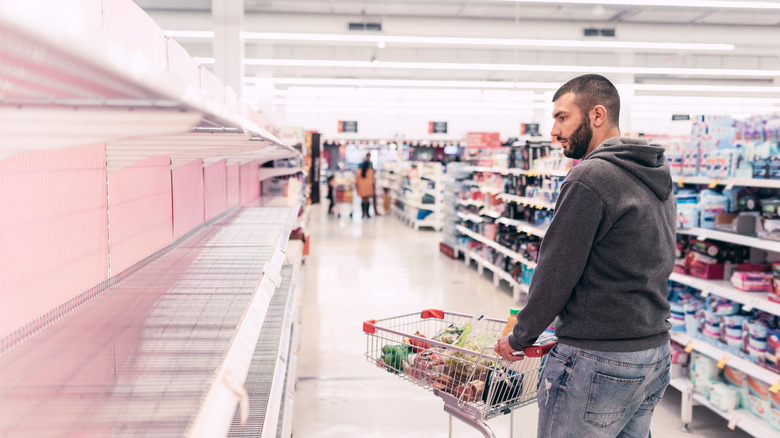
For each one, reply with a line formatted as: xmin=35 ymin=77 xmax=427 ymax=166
xmin=672 ymin=114 xmax=691 ymax=121
xmin=521 ymin=123 xmax=541 ymax=136
xmin=467 ymin=132 xmax=501 ymax=149
xmin=338 ymin=120 xmax=358 ymax=133
xmin=429 ymin=121 xmax=448 ymax=134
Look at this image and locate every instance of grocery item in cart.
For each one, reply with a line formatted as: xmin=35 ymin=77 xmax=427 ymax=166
xmin=363 ymin=310 xmax=557 ymax=438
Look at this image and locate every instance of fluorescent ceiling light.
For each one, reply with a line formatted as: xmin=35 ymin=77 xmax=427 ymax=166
xmin=281 ymin=105 xmax=535 ymax=116
xmin=164 ymin=30 xmax=215 ymax=38
xmin=246 ymin=77 xmax=562 ymax=89
xmin=240 ymin=32 xmax=733 ymax=51
xmin=634 ymin=84 xmax=780 ymax=93
xmin=243 ymin=58 xmax=780 ymax=77
xmin=246 ymin=77 xmax=780 ymax=94
xmin=496 ymin=0 xmax=780 ymax=10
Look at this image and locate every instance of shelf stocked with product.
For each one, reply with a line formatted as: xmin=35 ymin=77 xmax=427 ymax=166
xmin=385 ymin=161 xmax=444 ymax=231
xmin=446 ymin=144 xmax=566 ymax=301
xmin=669 ymin=378 xmax=779 ymax=437
xmin=664 ymin=114 xmax=780 ymax=436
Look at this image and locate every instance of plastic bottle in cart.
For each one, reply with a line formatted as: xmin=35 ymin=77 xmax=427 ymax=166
xmin=500 ymin=307 xmax=521 ymax=337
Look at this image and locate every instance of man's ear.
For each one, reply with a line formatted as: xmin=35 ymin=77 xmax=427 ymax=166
xmin=591 ymin=105 xmax=608 ymax=127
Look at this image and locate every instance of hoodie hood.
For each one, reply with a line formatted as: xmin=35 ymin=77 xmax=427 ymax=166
xmin=586 ymin=137 xmax=673 ymax=201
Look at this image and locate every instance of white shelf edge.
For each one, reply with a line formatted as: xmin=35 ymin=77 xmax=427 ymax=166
xmin=677 ymin=227 xmax=780 ymax=253
xmin=669 ymin=377 xmax=780 ymax=437
xmin=496 ymin=193 xmax=555 ymax=211
xmin=669 ymin=272 xmax=780 ymax=315
xmin=188 ymin=207 xmax=298 ymax=438
xmin=258 ymin=167 xmax=303 ymax=182
xmin=457 ymin=212 xmax=483 ymax=224
xmin=479 ymin=209 xmax=502 ymax=219
xmin=669 ymin=331 xmax=780 ymax=386
xmin=495 ymin=217 xmax=547 ymax=238
xmin=398 ymin=197 xmax=438 ymax=210
xmin=457 ymin=199 xmax=486 ymax=207
xmin=673 ymin=176 xmax=780 ymax=190
xmin=469 ymin=251 xmax=519 ymax=286
xmin=456 ymin=225 xmax=537 ymax=268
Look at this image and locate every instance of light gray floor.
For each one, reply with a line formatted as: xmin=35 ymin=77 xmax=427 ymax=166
xmin=292 ymin=203 xmax=750 ymax=437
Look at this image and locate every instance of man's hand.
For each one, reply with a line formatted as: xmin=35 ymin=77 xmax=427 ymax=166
xmin=494 ymin=335 xmax=524 ymax=362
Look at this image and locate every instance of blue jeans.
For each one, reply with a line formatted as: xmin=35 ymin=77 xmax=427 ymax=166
xmin=537 ymin=342 xmax=671 ymax=438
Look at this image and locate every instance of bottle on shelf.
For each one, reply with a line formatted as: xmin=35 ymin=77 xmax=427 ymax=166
xmin=500 ymin=307 xmax=521 ymax=337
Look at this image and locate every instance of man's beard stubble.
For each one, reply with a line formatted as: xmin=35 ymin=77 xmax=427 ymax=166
xmin=560 ymin=117 xmax=592 ymax=159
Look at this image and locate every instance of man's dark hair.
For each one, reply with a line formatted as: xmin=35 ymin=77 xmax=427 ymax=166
xmin=552 ymin=74 xmax=620 ymax=126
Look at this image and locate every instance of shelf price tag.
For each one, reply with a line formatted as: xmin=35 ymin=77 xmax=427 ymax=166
xmin=724 ymin=179 xmax=737 ymax=191
xmin=743 ymin=300 xmax=757 ymax=312
xmin=717 ymin=356 xmax=729 ymax=369
xmin=708 ymin=179 xmax=721 ymax=189
xmin=684 ymin=342 xmax=696 ymax=354
xmin=677 ymin=178 xmax=685 ymax=188
xmin=770 ymin=381 xmax=780 ymax=394
xmin=727 ymin=415 xmax=741 ymax=431
xmin=701 ymin=288 xmax=711 ymax=297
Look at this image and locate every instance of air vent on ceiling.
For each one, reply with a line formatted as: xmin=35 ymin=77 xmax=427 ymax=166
xmin=348 ymin=22 xmax=382 ymax=32
xmin=583 ymin=28 xmax=616 ymax=37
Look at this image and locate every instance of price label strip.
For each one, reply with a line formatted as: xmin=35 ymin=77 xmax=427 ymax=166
xmin=677 ymin=178 xmax=685 ymax=188
xmin=684 ymin=342 xmax=696 ymax=354
xmin=727 ymin=415 xmax=741 ymax=431
xmin=708 ymin=179 xmax=721 ymax=189
xmin=717 ymin=356 xmax=729 ymax=369
xmin=770 ymin=381 xmax=780 ymax=394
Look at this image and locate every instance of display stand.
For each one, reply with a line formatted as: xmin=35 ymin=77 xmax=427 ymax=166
xmin=384 ymin=161 xmax=444 ymax=231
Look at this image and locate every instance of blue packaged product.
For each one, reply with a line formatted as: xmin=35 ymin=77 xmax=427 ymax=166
xmin=699 ymin=190 xmax=728 ymax=230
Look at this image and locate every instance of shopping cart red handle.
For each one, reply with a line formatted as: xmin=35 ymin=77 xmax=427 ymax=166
xmin=363 ymin=320 xmax=376 ymax=334
xmin=522 ymin=342 xmax=556 ymax=358
xmin=421 ymin=309 xmax=444 ymax=320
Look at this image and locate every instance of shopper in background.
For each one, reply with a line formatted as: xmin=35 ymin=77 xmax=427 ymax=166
xmin=494 ymin=74 xmax=676 ymax=438
xmin=354 ymin=155 xmax=375 ymax=218
xmin=326 ymin=175 xmax=336 ymax=216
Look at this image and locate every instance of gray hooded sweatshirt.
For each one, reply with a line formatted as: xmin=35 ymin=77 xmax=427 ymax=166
xmin=508 ymin=137 xmax=676 ymax=352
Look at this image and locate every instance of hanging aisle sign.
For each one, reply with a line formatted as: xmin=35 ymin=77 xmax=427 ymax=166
xmin=338 ymin=120 xmax=358 ymax=133
xmin=521 ymin=123 xmax=540 ymax=136
xmin=429 ymin=121 xmax=448 ymax=134
xmin=467 ymin=132 xmax=501 ymax=149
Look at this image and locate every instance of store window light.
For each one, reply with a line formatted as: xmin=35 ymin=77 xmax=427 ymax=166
xmin=496 ymin=0 xmax=780 ymax=10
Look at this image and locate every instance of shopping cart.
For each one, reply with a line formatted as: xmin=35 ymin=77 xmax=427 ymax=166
xmin=363 ymin=309 xmax=556 ymax=438
xmin=334 ymin=183 xmax=353 ymax=218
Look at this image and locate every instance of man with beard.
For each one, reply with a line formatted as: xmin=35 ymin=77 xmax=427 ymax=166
xmin=494 ymin=74 xmax=675 ymax=438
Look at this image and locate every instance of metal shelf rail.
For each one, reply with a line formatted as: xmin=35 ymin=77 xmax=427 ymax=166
xmin=0 ymin=205 xmax=300 ymax=438
xmin=227 ymin=264 xmax=301 ymax=438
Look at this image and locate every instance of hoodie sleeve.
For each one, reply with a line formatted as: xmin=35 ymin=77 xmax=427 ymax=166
xmin=508 ymin=178 xmax=610 ymax=351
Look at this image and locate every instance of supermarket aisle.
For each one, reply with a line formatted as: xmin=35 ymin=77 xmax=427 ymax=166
xmin=292 ymin=205 xmax=749 ymax=438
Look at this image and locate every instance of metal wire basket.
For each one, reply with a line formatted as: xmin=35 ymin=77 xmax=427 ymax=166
xmin=363 ymin=309 xmax=556 ymax=438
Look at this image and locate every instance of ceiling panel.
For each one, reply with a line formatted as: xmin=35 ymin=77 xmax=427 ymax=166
xmin=699 ymin=10 xmax=780 ymax=26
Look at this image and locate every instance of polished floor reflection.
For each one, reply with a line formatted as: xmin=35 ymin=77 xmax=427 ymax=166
xmin=293 ymin=204 xmax=750 ymax=437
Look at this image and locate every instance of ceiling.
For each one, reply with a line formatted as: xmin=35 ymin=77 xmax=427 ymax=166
xmin=134 ymin=0 xmax=780 ymax=120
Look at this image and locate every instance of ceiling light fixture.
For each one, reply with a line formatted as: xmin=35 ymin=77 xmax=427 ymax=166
xmin=496 ymin=0 xmax=780 ymax=10
xmin=242 ymin=58 xmax=780 ymax=78
xmin=240 ymin=32 xmax=734 ymax=51
xmin=245 ymin=77 xmax=562 ymax=89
